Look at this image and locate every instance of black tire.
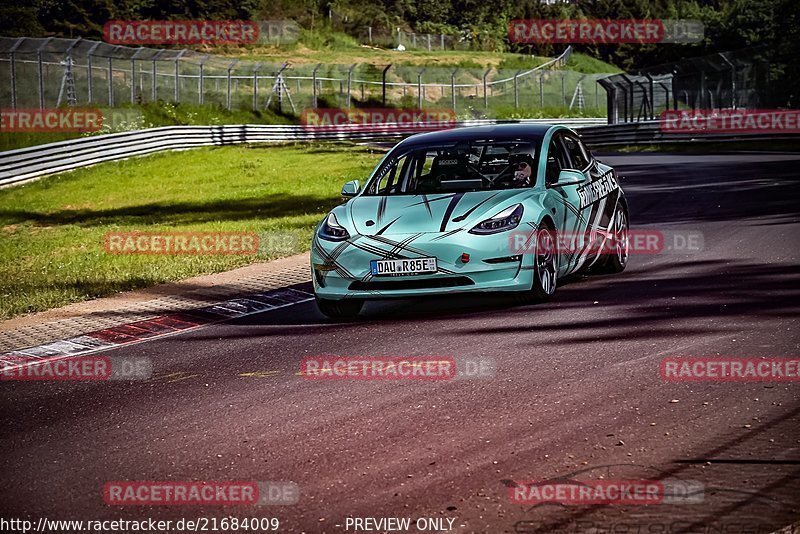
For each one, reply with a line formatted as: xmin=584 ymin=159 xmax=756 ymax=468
xmin=315 ymin=297 xmax=364 ymax=319
xmin=594 ymin=204 xmax=629 ymax=274
xmin=516 ymin=221 xmax=558 ymax=304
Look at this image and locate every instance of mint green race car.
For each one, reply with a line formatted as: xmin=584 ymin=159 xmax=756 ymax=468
xmin=311 ymin=124 xmax=629 ymax=319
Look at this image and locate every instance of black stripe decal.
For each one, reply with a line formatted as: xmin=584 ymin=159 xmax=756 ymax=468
xmin=452 ymin=192 xmax=499 ymax=223
xmin=439 ymin=192 xmax=465 ymax=232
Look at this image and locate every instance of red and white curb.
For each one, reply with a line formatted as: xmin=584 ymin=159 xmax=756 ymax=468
xmin=0 ymin=287 xmax=313 ymax=373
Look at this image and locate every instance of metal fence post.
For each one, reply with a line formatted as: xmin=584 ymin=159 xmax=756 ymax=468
xmin=561 ymin=73 xmax=566 ymax=105
xmin=427 ymin=34 xmax=431 ymax=51
xmin=226 ymin=59 xmax=238 ymax=110
xmin=37 ymin=38 xmax=53 ymax=110
xmin=451 ymin=68 xmax=458 ymax=112
xmin=483 ymin=68 xmax=491 ymax=108
xmin=514 ymin=70 xmax=521 ymax=109
xmin=311 ymin=63 xmax=322 ymax=108
xmin=198 ymin=55 xmax=208 ymax=104
xmin=539 ymin=73 xmax=544 ymax=107
xmin=151 ymin=50 xmax=164 ymax=101
xmin=174 ymin=49 xmax=186 ymax=102
xmin=107 ymin=54 xmax=114 ymax=106
xmin=8 ymin=38 xmax=24 ymax=109
xmin=382 ymin=64 xmax=392 ymax=106
xmin=130 ymin=47 xmax=144 ymax=104
xmin=252 ymin=62 xmax=261 ymax=110
xmin=346 ymin=64 xmax=356 ymax=107
xmin=440 ymin=34 xmax=444 ymax=50
xmin=86 ymin=41 xmax=101 ymax=104
xmin=417 ymin=68 xmax=426 ymax=108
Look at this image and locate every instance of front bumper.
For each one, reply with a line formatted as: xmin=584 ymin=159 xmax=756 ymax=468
xmin=311 ymin=231 xmax=534 ymax=300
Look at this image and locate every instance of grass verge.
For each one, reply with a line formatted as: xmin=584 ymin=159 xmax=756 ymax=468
xmin=0 ymin=143 xmax=382 ymax=319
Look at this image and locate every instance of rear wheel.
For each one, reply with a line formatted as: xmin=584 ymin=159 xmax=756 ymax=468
xmin=595 ymin=204 xmax=629 ymax=274
xmin=315 ymin=297 xmax=364 ymax=319
xmin=516 ymin=222 xmax=558 ymax=303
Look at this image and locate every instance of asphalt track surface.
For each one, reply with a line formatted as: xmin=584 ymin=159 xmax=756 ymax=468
xmin=2 ymin=152 xmax=800 ymax=533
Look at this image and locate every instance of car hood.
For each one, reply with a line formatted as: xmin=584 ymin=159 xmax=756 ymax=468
xmin=347 ymin=190 xmax=532 ymax=235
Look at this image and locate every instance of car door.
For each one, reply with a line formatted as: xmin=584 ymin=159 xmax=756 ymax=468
xmin=544 ymin=132 xmax=587 ymax=276
xmin=562 ymin=133 xmax=620 ymax=270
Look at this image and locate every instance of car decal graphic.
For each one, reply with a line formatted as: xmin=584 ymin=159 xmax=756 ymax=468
xmin=407 ymin=193 xmax=458 ymax=208
xmin=431 ymin=228 xmax=464 ymax=241
xmin=375 ymin=216 xmax=402 ymax=236
xmin=313 ymin=234 xmax=359 ymax=282
xmin=576 ymin=170 xmax=619 ymax=209
xmin=451 ymin=192 xmax=500 ymax=223
xmin=439 ymin=192 xmax=465 ymax=232
xmin=376 ymin=196 xmax=388 ymax=226
xmin=420 ymin=194 xmax=433 ymax=217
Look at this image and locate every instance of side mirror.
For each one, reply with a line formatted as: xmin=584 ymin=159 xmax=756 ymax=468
xmin=556 ymin=169 xmax=585 ymax=186
xmin=341 ymin=179 xmax=361 ymax=197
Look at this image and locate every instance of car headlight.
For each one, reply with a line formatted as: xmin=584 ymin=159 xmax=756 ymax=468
xmin=469 ymin=204 xmax=524 ymax=235
xmin=318 ymin=212 xmax=351 ymax=241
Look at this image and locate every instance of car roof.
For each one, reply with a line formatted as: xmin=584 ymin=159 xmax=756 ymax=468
xmin=396 ymin=123 xmax=560 ymax=149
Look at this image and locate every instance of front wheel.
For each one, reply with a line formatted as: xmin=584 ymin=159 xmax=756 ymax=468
xmin=516 ymin=222 xmax=558 ymax=304
xmin=315 ymin=297 xmax=364 ymax=319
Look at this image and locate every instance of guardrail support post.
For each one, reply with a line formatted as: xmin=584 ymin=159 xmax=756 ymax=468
xmin=382 ymin=64 xmax=392 ymax=106
xmin=513 ymin=70 xmax=521 ymax=109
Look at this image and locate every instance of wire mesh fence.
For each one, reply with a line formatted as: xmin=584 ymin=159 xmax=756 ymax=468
xmin=599 ymin=47 xmax=783 ymax=123
xmin=0 ymin=37 xmax=611 ymax=119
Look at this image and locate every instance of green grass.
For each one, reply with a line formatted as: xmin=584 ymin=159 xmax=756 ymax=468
xmin=0 ymin=143 xmax=383 ymax=319
xmin=565 ymin=52 xmax=623 ymax=74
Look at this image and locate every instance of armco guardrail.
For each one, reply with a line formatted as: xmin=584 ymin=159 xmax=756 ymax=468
xmin=578 ymin=120 xmax=800 ymax=146
xmin=0 ymin=118 xmax=604 ymax=187
xmin=3 ymin=118 xmax=797 ymax=187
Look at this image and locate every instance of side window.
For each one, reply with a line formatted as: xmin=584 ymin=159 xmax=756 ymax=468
xmin=373 ymin=153 xmax=410 ymax=194
xmin=545 ymin=136 xmax=568 ymax=185
xmin=562 ymin=135 xmax=590 ymax=171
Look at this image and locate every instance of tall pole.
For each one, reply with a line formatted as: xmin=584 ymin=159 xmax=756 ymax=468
xmin=483 ymin=68 xmax=491 ymax=108
xmin=417 ymin=67 xmax=426 ymax=109
xmin=312 ymin=63 xmax=322 ymax=108
xmin=382 ymin=64 xmax=392 ymax=106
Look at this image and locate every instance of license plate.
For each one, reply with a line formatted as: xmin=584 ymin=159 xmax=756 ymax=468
xmin=370 ymin=257 xmax=437 ymax=276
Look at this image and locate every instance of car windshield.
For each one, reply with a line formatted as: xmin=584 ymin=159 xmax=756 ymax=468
xmin=363 ymin=139 xmax=541 ymax=195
